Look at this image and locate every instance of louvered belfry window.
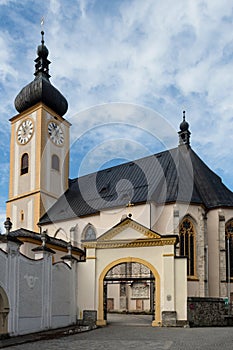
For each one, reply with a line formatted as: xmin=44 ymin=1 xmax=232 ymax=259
xmin=179 ymin=218 xmax=195 ymax=276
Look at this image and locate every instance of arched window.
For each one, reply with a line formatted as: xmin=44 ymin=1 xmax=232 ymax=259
xmin=179 ymin=218 xmax=195 ymax=277
xmin=82 ymin=224 xmax=96 ymax=241
xmin=225 ymin=220 xmax=233 ymax=280
xmin=51 ymin=154 xmax=60 ymax=171
xmin=21 ymin=153 xmax=29 ymax=175
xmin=54 ymin=228 xmax=68 ymax=241
xmin=20 ymin=210 xmax=24 ymax=222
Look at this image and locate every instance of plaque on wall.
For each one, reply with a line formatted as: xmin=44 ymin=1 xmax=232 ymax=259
xmin=131 ymin=282 xmax=149 ymax=299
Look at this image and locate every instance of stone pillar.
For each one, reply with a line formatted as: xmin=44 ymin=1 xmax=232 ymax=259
xmin=85 ymin=248 xmax=97 ymax=310
xmin=70 ymin=224 xmax=78 ymax=247
xmin=197 ymin=208 xmax=206 ymax=297
xmin=61 ymin=243 xmax=78 ymax=324
xmin=173 ymin=205 xmax=179 ymax=256
xmin=218 ymin=211 xmax=227 ymax=297
xmin=7 ymin=239 xmax=22 ymax=335
xmin=32 ymin=232 xmax=55 ymax=329
xmin=3 ymin=218 xmax=23 ymax=335
xmin=162 ymin=246 xmax=176 ymax=326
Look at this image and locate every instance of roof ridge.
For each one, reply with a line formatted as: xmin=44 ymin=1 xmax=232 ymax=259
xmin=69 ymin=147 xmax=177 ymax=182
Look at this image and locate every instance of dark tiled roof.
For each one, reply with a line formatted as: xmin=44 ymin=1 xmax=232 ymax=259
xmin=8 ymin=228 xmax=84 ymax=255
xmin=39 ymin=146 xmax=233 ymax=224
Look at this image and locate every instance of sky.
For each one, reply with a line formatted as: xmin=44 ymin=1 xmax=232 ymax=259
xmin=0 ymin=0 xmax=233 ymax=232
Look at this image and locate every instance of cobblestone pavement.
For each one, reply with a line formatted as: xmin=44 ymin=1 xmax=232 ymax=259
xmin=4 ymin=314 xmax=233 ymax=350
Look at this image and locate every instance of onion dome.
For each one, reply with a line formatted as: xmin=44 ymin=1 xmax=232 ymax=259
xmin=178 ymin=110 xmax=191 ymax=146
xmin=180 ymin=110 xmax=189 ymax=131
xmin=14 ymin=31 xmax=68 ymax=117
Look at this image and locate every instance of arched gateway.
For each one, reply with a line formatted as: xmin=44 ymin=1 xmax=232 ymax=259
xmin=80 ymin=217 xmax=187 ymax=327
xmin=98 ymin=257 xmax=160 ymax=326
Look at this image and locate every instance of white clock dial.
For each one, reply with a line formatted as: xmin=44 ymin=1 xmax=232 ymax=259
xmin=17 ymin=119 xmax=34 ymax=145
xmin=48 ymin=121 xmax=64 ymax=146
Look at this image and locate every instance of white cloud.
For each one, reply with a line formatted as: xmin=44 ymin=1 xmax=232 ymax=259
xmin=0 ymin=0 xmax=233 ymax=222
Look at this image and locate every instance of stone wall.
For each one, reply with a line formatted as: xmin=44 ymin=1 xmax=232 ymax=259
xmin=187 ymin=297 xmax=229 ymax=327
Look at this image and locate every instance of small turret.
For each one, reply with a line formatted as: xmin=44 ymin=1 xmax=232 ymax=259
xmin=178 ymin=111 xmax=191 ymax=146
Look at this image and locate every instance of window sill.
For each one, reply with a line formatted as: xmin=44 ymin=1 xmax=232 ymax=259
xmin=187 ymin=276 xmax=199 ymax=282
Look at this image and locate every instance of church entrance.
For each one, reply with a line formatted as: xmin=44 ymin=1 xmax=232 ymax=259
xmin=0 ymin=286 xmax=9 ymax=335
xmin=98 ymin=257 xmax=161 ymax=326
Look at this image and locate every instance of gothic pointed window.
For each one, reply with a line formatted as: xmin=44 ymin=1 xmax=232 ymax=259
xmin=179 ymin=218 xmax=196 ymax=277
xmin=21 ymin=153 xmax=29 ymax=175
xmin=225 ymin=220 xmax=233 ymax=279
xmin=51 ymin=154 xmax=60 ymax=171
xmin=82 ymin=224 xmax=96 ymax=241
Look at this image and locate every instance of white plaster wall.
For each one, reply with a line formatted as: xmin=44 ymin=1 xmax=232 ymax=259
xmin=10 ymin=198 xmax=35 ymax=232
xmin=51 ymin=262 xmax=73 ymax=328
xmin=77 ymin=247 xmax=97 ymax=314
xmin=207 ymin=209 xmax=220 ymax=297
xmin=151 ymin=204 xmax=174 ymax=234
xmin=18 ymin=256 xmax=43 ymax=334
xmin=175 ymin=257 xmax=187 ymax=320
xmin=163 ymin=255 xmax=175 ymax=311
xmin=187 ymin=281 xmax=200 ymax=296
xmin=43 ymin=203 xmax=151 ymax=244
xmin=224 ymin=208 xmax=233 ymax=223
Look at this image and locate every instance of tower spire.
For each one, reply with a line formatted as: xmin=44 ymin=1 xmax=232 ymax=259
xmin=178 ymin=110 xmax=191 ymax=146
xmin=34 ymin=30 xmax=51 ymax=79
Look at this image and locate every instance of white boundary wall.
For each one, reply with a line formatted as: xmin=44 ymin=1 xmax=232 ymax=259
xmin=0 ymin=240 xmax=77 ymax=336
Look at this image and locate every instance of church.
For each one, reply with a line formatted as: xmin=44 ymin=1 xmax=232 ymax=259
xmin=1 ymin=31 xmax=233 ymax=335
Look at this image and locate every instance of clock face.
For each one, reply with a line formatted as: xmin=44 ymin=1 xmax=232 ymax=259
xmin=17 ymin=119 xmax=34 ymax=145
xmin=48 ymin=121 xmax=64 ymax=146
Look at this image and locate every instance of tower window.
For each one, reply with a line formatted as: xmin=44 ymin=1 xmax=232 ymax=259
xmin=179 ymin=218 xmax=196 ymax=277
xmin=21 ymin=153 xmax=29 ymax=175
xmin=51 ymin=154 xmax=60 ymax=171
xmin=20 ymin=210 xmax=24 ymax=221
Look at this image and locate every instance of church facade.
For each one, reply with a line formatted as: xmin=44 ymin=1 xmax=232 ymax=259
xmin=1 ymin=32 xmax=233 ymax=334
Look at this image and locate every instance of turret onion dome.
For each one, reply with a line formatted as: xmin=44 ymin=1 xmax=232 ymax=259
xmin=14 ymin=31 xmax=68 ymax=117
xmin=180 ymin=110 xmax=189 ymax=131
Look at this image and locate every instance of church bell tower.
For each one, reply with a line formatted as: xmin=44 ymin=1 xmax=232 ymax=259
xmin=6 ymin=31 xmax=70 ymax=232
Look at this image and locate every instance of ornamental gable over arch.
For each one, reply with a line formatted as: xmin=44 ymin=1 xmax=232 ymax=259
xmin=82 ymin=217 xmax=178 ymax=249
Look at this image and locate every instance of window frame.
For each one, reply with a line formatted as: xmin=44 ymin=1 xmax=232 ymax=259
xmin=225 ymin=220 xmax=233 ymax=280
xmin=20 ymin=153 xmax=29 ymax=175
xmin=179 ymin=217 xmax=196 ymax=278
xmin=51 ymin=154 xmax=60 ymax=171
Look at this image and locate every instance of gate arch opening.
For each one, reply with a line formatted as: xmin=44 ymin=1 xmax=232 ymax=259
xmin=98 ymin=257 xmax=161 ymax=326
xmin=0 ymin=286 xmax=9 ymax=335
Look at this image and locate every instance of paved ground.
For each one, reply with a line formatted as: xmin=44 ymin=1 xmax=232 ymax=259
xmin=2 ymin=314 xmax=233 ymax=350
